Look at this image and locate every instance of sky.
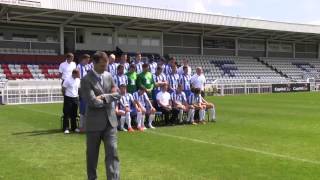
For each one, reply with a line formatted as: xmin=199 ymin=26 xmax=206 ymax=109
xmin=94 ymin=0 xmax=320 ymax=25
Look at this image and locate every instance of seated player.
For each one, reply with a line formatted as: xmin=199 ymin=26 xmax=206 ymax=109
xmin=188 ymin=88 xmax=204 ymax=125
xmin=133 ymin=87 xmax=157 ymax=131
xmin=188 ymin=88 xmax=216 ymax=124
xmin=115 ymin=84 xmax=138 ymax=132
xmin=200 ymin=94 xmax=216 ymax=122
xmin=113 ymin=64 xmax=128 ymax=87
xmin=156 ymin=84 xmax=173 ymax=125
xmin=171 ymin=84 xmax=190 ymax=124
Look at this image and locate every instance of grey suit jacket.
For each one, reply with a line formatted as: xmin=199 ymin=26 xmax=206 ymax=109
xmin=81 ymin=70 xmax=120 ymax=132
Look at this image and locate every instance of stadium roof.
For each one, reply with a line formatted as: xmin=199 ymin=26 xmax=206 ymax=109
xmin=1 ymin=0 xmax=320 ymax=43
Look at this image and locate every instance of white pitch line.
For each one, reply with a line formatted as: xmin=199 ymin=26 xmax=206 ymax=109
xmin=147 ymin=130 xmax=320 ymax=165
xmin=16 ymin=106 xmax=320 ymax=165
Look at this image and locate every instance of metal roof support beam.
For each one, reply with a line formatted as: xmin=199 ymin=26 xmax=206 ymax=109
xmin=119 ymin=18 xmax=140 ymax=28
xmin=239 ymin=30 xmax=267 ymax=38
xmin=201 ymin=33 xmax=204 ymax=55
xmin=136 ymin=21 xmax=167 ymax=28
xmin=164 ymin=23 xmax=187 ymax=32
xmin=293 ymin=42 xmax=296 ymax=58
xmin=205 ymin=27 xmax=229 ymax=36
xmin=101 ymin=16 xmax=115 ymax=27
xmin=318 ymin=43 xmax=320 ymax=59
xmin=6 ymin=10 xmax=57 ymax=20
xmin=235 ymin=38 xmax=239 ymax=56
xmin=62 ymin=13 xmax=81 ymax=26
xmin=271 ymin=32 xmax=293 ymax=40
xmin=60 ymin=25 xmax=64 ymax=55
xmin=0 ymin=5 xmax=8 ymax=19
xmin=294 ymin=34 xmax=319 ymax=43
xmin=265 ymin=40 xmax=269 ymax=57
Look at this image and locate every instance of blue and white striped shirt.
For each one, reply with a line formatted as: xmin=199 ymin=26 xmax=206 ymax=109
xmin=149 ymin=62 xmax=158 ymax=74
xmin=179 ymin=74 xmax=192 ymax=91
xmin=77 ymin=64 xmax=92 ymax=79
xmin=167 ymin=73 xmax=180 ymax=91
xmin=133 ymin=91 xmax=149 ymax=107
xmin=118 ymin=93 xmax=134 ymax=110
xmin=113 ymin=74 xmax=128 ymax=87
xmin=119 ymin=63 xmax=129 ymax=74
xmin=164 ymin=64 xmax=172 ymax=74
xmin=153 ymin=73 xmax=167 ymax=91
xmin=171 ymin=91 xmax=187 ymax=104
xmin=133 ymin=62 xmax=144 ymax=74
xmin=188 ymin=93 xmax=202 ymax=105
xmin=108 ymin=63 xmax=119 ymax=76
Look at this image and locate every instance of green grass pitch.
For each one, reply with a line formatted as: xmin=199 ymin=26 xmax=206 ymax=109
xmin=1 ymin=92 xmax=320 ymax=180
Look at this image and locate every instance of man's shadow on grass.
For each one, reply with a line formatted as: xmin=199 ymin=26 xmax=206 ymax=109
xmin=12 ymin=129 xmax=63 ymax=136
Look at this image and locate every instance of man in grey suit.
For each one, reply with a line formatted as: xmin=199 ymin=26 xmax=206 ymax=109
xmin=81 ymin=51 xmax=121 ymax=180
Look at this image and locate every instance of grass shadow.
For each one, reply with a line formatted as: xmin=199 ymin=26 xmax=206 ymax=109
xmin=12 ymin=129 xmax=62 ymax=136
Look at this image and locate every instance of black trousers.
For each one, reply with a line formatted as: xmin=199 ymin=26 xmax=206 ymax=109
xmin=63 ymin=96 xmax=79 ymax=131
xmin=171 ymin=108 xmax=180 ymax=124
xmin=157 ymin=107 xmax=172 ymax=125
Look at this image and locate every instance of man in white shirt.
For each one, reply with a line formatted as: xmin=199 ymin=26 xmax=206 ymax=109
xmin=59 ymin=53 xmax=77 ymax=82
xmin=178 ymin=59 xmax=192 ymax=75
xmin=62 ymin=69 xmax=81 ymax=134
xmin=156 ymin=84 xmax=172 ymax=125
xmin=190 ymin=67 xmax=206 ymax=97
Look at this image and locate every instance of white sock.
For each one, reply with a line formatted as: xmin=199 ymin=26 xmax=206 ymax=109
xmin=209 ymin=108 xmax=216 ymax=121
xmin=136 ymin=112 xmax=142 ymax=128
xmin=141 ymin=114 xmax=145 ymax=127
xmin=125 ymin=112 xmax=132 ymax=129
xmin=148 ymin=114 xmax=155 ymax=126
xmin=178 ymin=109 xmax=184 ymax=123
xmin=200 ymin=110 xmax=205 ymax=121
xmin=120 ymin=116 xmax=126 ymax=129
xmin=187 ymin=109 xmax=195 ymax=122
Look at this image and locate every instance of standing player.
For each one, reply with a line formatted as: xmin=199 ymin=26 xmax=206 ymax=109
xmin=113 ymin=64 xmax=128 ymax=87
xmin=119 ymin=53 xmax=129 ymax=73
xmin=177 ymin=59 xmax=192 ymax=75
xmin=191 ymin=67 xmax=206 ymax=97
xmin=76 ymin=54 xmax=91 ymax=132
xmin=171 ymin=84 xmax=190 ymax=124
xmin=133 ymin=53 xmax=144 ymax=74
xmin=149 ymin=55 xmax=158 ymax=74
xmin=179 ymin=66 xmax=192 ymax=98
xmin=166 ymin=65 xmax=180 ymax=93
xmin=126 ymin=64 xmax=138 ymax=94
xmin=108 ymin=54 xmax=118 ymax=76
xmin=152 ymin=66 xmax=167 ymax=101
xmin=137 ymin=63 xmax=154 ymax=98
xmin=133 ymin=87 xmax=157 ymax=131
xmin=115 ymin=84 xmax=138 ymax=132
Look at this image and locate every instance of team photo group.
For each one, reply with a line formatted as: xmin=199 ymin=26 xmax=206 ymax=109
xmin=60 ymin=51 xmax=216 ymax=134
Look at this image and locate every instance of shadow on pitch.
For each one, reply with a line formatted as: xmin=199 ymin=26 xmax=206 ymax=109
xmin=12 ymin=129 xmax=62 ymax=136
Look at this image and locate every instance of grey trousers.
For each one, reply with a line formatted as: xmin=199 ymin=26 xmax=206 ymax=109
xmin=86 ymin=123 xmax=120 ymax=180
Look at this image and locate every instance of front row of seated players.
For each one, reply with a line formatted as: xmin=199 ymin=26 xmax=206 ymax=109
xmin=115 ymin=84 xmax=156 ymax=132
xmin=157 ymin=83 xmax=216 ymax=125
